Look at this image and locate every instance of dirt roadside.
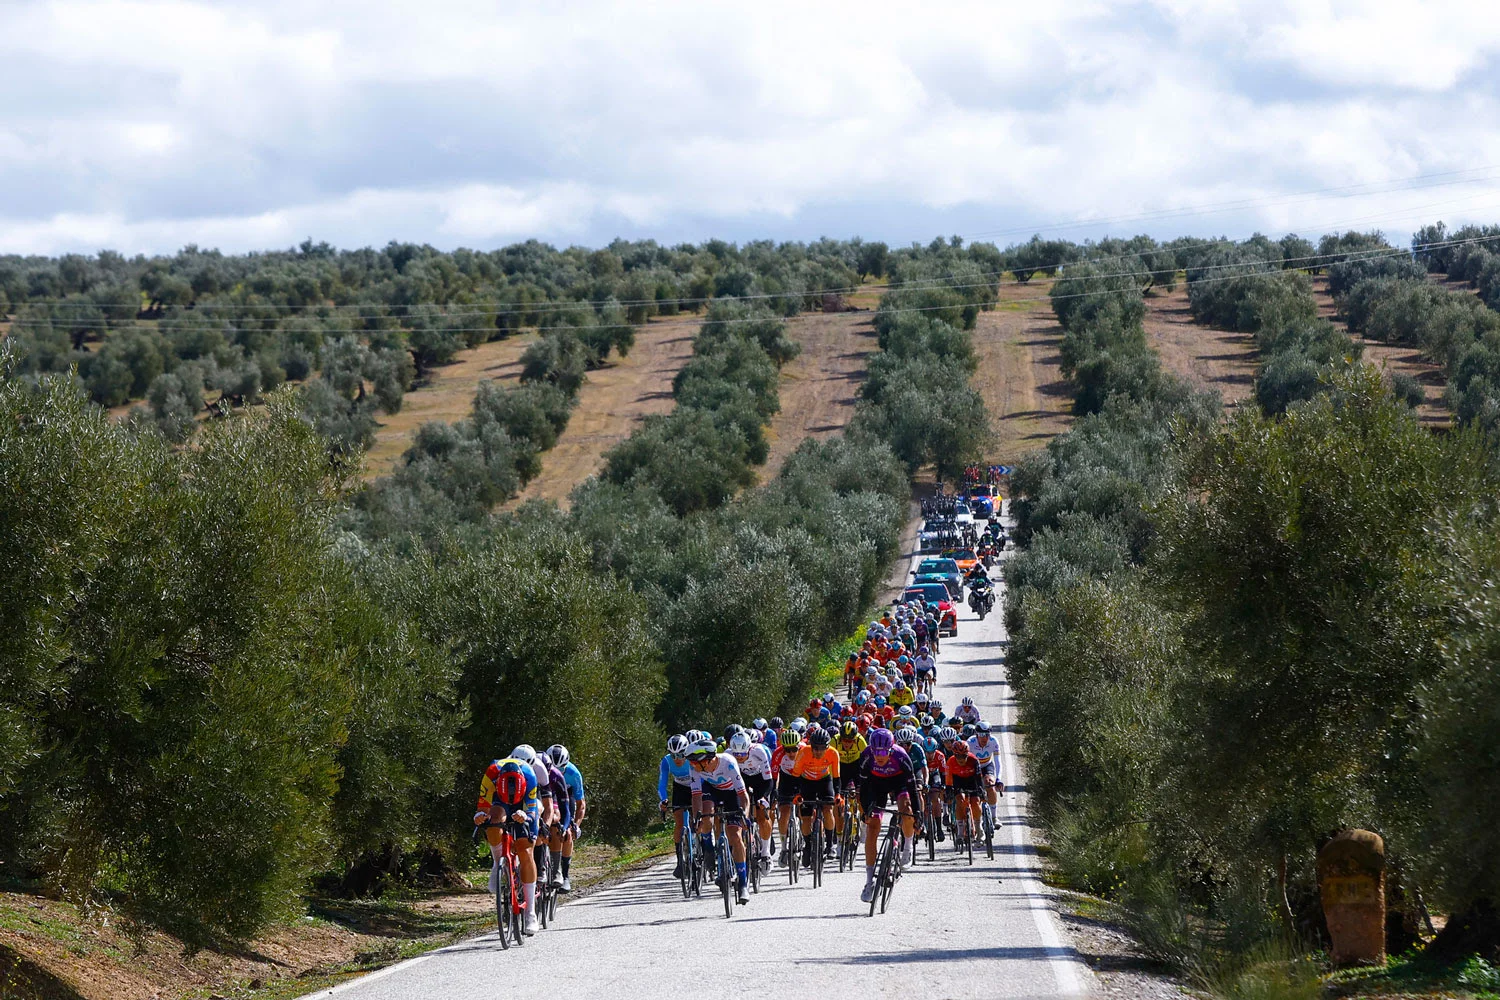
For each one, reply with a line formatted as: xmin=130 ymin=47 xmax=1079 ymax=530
xmin=971 ymin=280 xmax=1074 ymax=467
xmin=1141 ymin=284 xmax=1257 ymax=408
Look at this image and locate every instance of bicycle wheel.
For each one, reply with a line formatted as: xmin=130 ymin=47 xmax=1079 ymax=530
xmin=750 ymin=838 xmax=762 ymax=895
xmin=538 ymin=882 xmax=549 ymax=930
xmin=494 ymin=863 xmax=511 ymax=951
xmin=871 ymin=827 xmax=896 ymax=917
xmin=966 ymin=814 xmax=975 ymax=866
xmin=508 ymin=860 xmax=526 ymax=946
xmin=839 ymin=807 xmax=857 ymax=873
xmin=984 ymin=805 xmax=995 ymax=861
xmin=811 ymin=813 xmax=824 ymax=888
xmin=786 ymin=824 xmax=800 ymax=885
xmin=719 ymin=837 xmax=733 ymax=919
xmin=677 ymin=839 xmax=691 ymax=899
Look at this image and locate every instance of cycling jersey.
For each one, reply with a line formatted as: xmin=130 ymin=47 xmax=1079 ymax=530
xmin=859 ymin=745 xmax=915 ymax=782
xmin=561 ymin=761 xmax=586 ymax=804
xmin=889 ymin=687 xmax=914 ymax=708
xmin=770 ymin=744 xmax=800 ymax=779
xmin=913 ymin=654 xmax=936 ymax=675
xmin=547 ymin=762 xmax=573 ymax=827
xmin=690 ymin=753 xmax=746 ymax=794
xmin=945 ymin=751 xmax=980 ymax=781
xmin=657 ymin=753 xmax=694 ymax=800
xmin=477 ymin=758 xmax=539 ymax=814
xmin=732 ymin=742 xmax=773 ymax=781
xmin=967 ymin=735 xmax=999 ymax=769
xmin=791 ymin=745 xmax=840 ymax=781
xmin=832 ymin=733 xmax=867 ymax=766
xmin=954 ymin=705 xmax=982 ymax=725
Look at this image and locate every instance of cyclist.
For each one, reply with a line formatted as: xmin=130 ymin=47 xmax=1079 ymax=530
xmin=539 ymin=749 xmax=572 ymax=892
xmin=913 ymin=645 xmax=937 ymax=693
xmin=658 ymin=735 xmax=696 ymax=879
xmin=945 ymin=737 xmax=983 ymax=845
xmin=967 ymin=721 xmax=1004 ymax=818
xmin=889 ymin=679 xmax=914 ymax=709
xmin=954 ymin=697 xmax=982 ymax=727
xmin=688 ymin=737 xmax=752 ymax=905
xmin=728 ymin=731 xmax=775 ymax=871
xmin=792 ymin=725 xmax=840 ymax=867
xmin=546 ymin=744 xmax=585 ymax=891
xmin=922 ymin=735 xmax=948 ymax=841
xmin=894 ymin=726 xmax=928 ymax=825
xmin=771 ymin=727 xmax=802 ymax=865
xmin=474 ymin=757 xmax=542 ymax=935
xmin=857 ymin=727 xmax=918 ymax=904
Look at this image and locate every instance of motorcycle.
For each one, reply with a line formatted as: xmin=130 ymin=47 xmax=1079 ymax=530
xmin=967 ymin=582 xmax=995 ymax=619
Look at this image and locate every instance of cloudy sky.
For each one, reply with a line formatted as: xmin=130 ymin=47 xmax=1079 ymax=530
xmin=3 ymin=0 xmax=1500 ymax=256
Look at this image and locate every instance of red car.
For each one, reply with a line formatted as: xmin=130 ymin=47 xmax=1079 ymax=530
xmin=900 ymin=584 xmax=959 ymax=637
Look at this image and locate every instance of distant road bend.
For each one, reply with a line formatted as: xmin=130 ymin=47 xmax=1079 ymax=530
xmin=306 ymin=504 xmax=1093 ymax=1000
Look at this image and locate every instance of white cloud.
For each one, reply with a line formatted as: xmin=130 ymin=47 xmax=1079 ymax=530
xmin=1 ymin=0 xmax=1499 ymax=254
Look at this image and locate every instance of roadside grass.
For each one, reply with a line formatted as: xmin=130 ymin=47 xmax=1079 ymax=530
xmin=1326 ymin=953 xmax=1500 ymax=999
xmin=810 ymin=622 xmax=870 ymax=697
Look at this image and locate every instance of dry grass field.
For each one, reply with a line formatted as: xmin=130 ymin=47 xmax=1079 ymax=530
xmin=1142 ymin=283 xmax=1258 ymax=408
xmin=759 ymin=308 xmax=877 ymax=479
xmin=970 ymin=279 xmax=1075 ymax=466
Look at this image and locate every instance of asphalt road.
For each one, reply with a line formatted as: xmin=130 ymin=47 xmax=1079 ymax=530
xmin=307 ymin=503 xmax=1092 ymax=1000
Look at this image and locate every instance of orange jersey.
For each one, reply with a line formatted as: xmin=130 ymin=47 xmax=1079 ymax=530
xmin=791 ymin=745 xmax=841 ymax=781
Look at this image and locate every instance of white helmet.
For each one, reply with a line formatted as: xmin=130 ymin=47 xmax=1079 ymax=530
xmin=511 ymin=744 xmax=537 ymax=763
xmin=790 ymin=718 xmax=807 ymax=733
xmin=728 ymin=732 xmax=753 ymax=754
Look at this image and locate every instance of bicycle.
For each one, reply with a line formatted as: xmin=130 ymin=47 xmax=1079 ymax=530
xmin=535 ymin=843 xmax=559 ymax=930
xmin=981 ymin=800 xmax=996 ymax=861
xmin=868 ymin=808 xmax=905 ymax=917
xmin=953 ymin=800 xmax=976 ymax=866
xmin=837 ymin=793 xmax=861 ymax=873
xmin=473 ymin=821 xmax=527 ymax=949
xmin=807 ymin=803 xmax=828 ymax=889
xmin=784 ymin=816 xmax=802 ymax=885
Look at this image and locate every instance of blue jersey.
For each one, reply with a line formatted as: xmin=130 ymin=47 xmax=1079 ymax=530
xmin=562 ymin=761 xmax=586 ymax=802
xmin=658 ymin=753 xmax=694 ymax=799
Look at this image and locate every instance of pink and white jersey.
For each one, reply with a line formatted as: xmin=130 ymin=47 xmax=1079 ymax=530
xmin=732 ymin=743 xmax=773 ymax=781
xmin=690 ymin=753 xmax=746 ymax=794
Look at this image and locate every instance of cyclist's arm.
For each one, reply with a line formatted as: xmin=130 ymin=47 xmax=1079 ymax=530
xmin=657 ymin=756 xmax=670 ymax=802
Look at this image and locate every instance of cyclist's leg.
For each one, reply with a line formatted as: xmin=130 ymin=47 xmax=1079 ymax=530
xmin=861 ymin=781 xmax=885 ymax=881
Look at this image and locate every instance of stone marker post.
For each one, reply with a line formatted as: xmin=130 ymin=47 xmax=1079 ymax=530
xmin=1318 ymin=829 xmax=1386 ymax=966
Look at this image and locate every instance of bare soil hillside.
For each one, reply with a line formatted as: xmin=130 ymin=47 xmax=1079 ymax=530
xmin=363 ymin=334 xmax=536 ymax=479
xmin=760 ymin=309 xmax=877 ymax=479
xmin=971 ymin=280 xmax=1074 ymax=465
xmin=508 ymin=315 xmax=698 ymax=507
xmin=1142 ymin=284 xmax=1257 ymax=408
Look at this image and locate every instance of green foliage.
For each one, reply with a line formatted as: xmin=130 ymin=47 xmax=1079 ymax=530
xmin=0 ymin=371 xmax=460 ymax=942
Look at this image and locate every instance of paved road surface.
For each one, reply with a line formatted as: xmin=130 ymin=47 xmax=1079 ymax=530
xmin=306 ymin=504 xmax=1092 ymax=1000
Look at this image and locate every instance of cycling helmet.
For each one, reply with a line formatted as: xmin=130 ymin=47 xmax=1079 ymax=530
xmin=894 ymin=680 xmax=907 ymax=690
xmin=728 ymin=732 xmax=753 ymax=755
xmin=841 ymin=720 xmax=858 ymax=739
xmin=752 ymin=718 xmax=767 ymax=731
xmin=897 ymin=705 xmax=914 ymax=718
xmin=929 ymin=700 xmax=943 ymax=712
xmin=779 ymin=729 xmax=800 ymax=749
xmin=939 ymin=726 xmax=957 ymax=743
xmin=897 ymin=655 xmax=910 ymax=665
xmin=918 ymin=645 xmax=929 ymax=654
xmin=975 ymin=721 xmax=991 ymax=734
xmin=666 ymin=734 xmax=689 ymax=756
xmin=490 ymin=760 xmax=529 ymax=805
xmin=808 ymin=727 xmax=830 ymax=750
xmin=897 ymin=727 xmax=919 ymax=745
xmin=920 ymin=713 xmax=934 ymax=727
xmin=686 ymin=737 xmax=717 ymax=761
xmin=950 ymin=739 xmax=972 ymax=756
xmin=874 ymin=696 xmax=887 ymax=708
xmin=510 ymin=744 xmax=537 ymax=764
xmin=823 ymin=692 xmax=835 ymax=703
xmin=925 ymin=737 xmax=939 ymax=753
xmin=867 ymin=728 xmax=895 ymax=752
xmin=854 ymin=691 xmax=870 ymax=705
xmin=723 ymin=723 xmax=743 ymax=742
xmin=770 ymin=717 xmax=783 ymax=730
xmin=961 ymin=724 xmax=977 ymax=738
xmin=960 ymin=697 xmax=975 ymax=709
xmin=817 ymin=707 xmax=831 ymax=721
xmin=547 ymin=744 xmax=570 ymax=767
xmin=790 ymin=718 xmax=807 ymax=733
xmin=915 ymin=691 xmax=929 ymax=704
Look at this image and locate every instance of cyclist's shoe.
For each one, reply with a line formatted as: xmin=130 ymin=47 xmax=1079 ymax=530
xmin=802 ymin=851 xmax=814 ymax=870
xmin=758 ymin=855 xmax=771 ymax=874
xmin=860 ymin=879 xmax=877 ymax=903
xmin=900 ymin=839 xmax=914 ymax=868
xmin=523 ymin=912 xmax=538 ymax=936
xmin=673 ymin=859 xmax=685 ymax=879
xmin=487 ymin=863 xmax=499 ymax=894
xmin=560 ymin=875 xmax=572 ymax=892
xmin=736 ymin=879 xmax=750 ymax=905
xmin=936 ymin=828 xmax=946 ymax=843
xmin=777 ymin=851 xmax=790 ymax=868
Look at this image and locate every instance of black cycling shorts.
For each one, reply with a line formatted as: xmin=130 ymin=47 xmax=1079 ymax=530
xmin=949 ymin=773 xmax=982 ymax=796
xmin=798 ymin=775 xmax=836 ymax=815
xmin=670 ymin=781 xmax=693 ymax=810
xmin=745 ymin=774 xmax=772 ymax=804
xmin=860 ymin=774 xmax=913 ymax=814
xmin=775 ymin=773 xmax=800 ymax=804
xmin=702 ymin=784 xmax=747 ymax=825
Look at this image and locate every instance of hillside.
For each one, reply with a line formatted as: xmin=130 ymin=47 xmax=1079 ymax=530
xmin=969 ymin=279 xmax=1074 ymax=465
